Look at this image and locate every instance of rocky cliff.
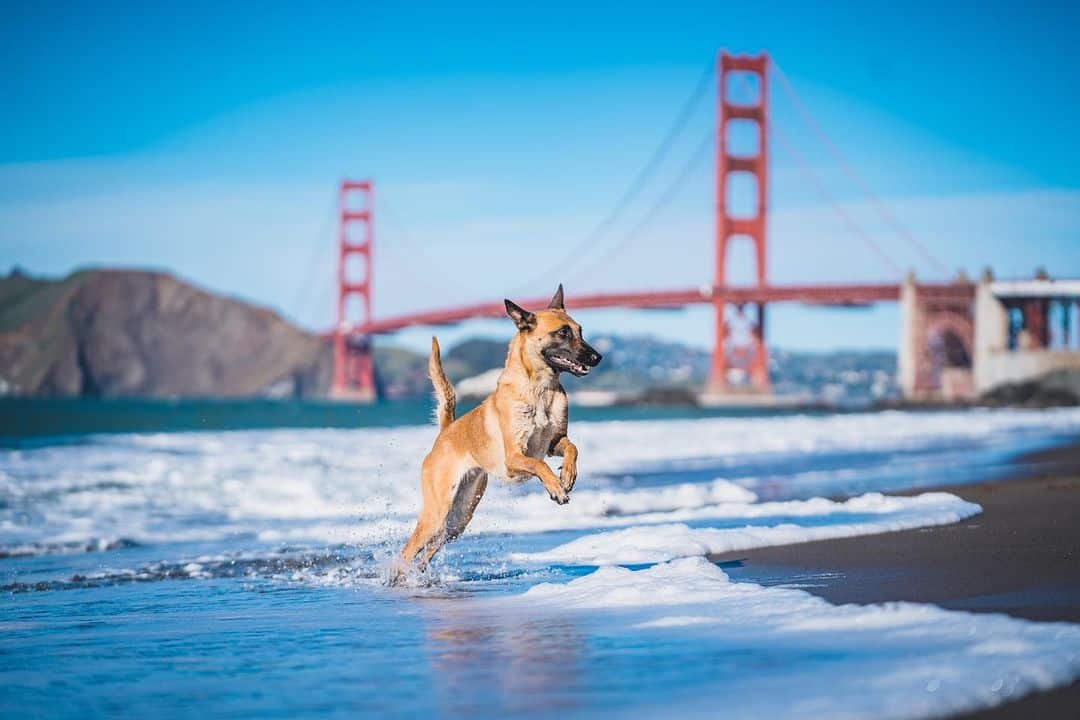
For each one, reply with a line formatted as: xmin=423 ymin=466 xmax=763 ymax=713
xmin=0 ymin=269 xmax=331 ymax=398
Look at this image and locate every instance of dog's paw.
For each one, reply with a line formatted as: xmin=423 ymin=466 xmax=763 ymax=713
xmin=559 ymin=464 xmax=577 ymax=494
xmin=548 ymin=489 xmax=570 ymax=505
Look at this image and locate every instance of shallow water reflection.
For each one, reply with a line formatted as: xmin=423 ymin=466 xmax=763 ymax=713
xmin=427 ymin=610 xmax=587 ymax=716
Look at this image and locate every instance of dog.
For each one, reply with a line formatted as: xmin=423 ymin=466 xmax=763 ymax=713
xmin=397 ymin=284 xmax=602 ymax=574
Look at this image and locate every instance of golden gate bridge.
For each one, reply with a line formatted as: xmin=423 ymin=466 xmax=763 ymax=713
xmin=323 ymin=51 xmax=1071 ymax=403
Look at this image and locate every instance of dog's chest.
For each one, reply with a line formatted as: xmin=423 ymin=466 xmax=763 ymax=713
xmin=512 ymin=388 xmax=565 ymax=457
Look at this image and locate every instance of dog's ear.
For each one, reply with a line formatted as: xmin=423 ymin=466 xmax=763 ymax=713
xmin=504 ymin=299 xmax=536 ymax=331
xmin=547 ymin=283 xmax=564 ymax=310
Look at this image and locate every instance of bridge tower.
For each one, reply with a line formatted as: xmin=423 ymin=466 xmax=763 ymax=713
xmin=710 ymin=52 xmax=771 ymax=393
xmin=331 ymin=179 xmax=377 ymax=402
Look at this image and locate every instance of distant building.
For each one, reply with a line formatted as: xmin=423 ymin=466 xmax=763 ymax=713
xmin=899 ymin=271 xmax=1080 ymax=401
xmin=974 ymin=275 xmax=1080 ymax=394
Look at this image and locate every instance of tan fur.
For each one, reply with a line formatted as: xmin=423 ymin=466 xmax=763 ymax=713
xmin=397 ymin=290 xmax=596 ymax=576
xmin=428 ymin=337 xmax=456 ymax=430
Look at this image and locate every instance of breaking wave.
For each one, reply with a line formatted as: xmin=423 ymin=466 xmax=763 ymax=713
xmin=2 ymin=408 xmax=1077 ymax=558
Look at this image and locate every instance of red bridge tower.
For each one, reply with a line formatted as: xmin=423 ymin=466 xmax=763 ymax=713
xmin=331 ymin=179 xmax=377 ymax=401
xmin=710 ymin=52 xmax=771 ymax=393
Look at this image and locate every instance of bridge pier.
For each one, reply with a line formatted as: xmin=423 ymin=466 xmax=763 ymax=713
xmin=898 ymin=272 xmax=977 ymax=402
xmin=708 ymin=300 xmax=769 ymax=394
xmin=331 ymin=333 xmax=376 ymax=403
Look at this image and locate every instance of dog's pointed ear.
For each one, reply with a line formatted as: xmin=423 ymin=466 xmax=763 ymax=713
xmin=547 ymin=283 xmax=565 ymax=310
xmin=504 ymin=299 xmax=536 ymax=331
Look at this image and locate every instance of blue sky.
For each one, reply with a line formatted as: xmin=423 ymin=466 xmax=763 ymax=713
xmin=2 ymin=1 xmax=1078 ymax=352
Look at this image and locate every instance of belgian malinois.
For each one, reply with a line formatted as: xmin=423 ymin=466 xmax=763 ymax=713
xmin=397 ymin=285 xmax=602 ymax=574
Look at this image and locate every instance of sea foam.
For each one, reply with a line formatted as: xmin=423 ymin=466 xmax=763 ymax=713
xmin=1 ymin=407 xmax=1077 ymax=555
xmin=511 ymin=491 xmax=981 ymax=565
xmin=488 ymin=557 xmax=1080 ymax=719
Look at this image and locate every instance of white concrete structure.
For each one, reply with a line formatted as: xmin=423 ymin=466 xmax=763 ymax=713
xmin=972 ymin=276 xmax=1080 ymax=394
xmin=989 ymin=279 xmax=1080 ymax=299
xmin=899 ymin=272 xmax=1079 ymax=401
xmin=897 ymin=274 xmax=919 ymax=399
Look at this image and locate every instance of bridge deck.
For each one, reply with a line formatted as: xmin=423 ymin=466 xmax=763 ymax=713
xmin=350 ymin=282 xmax=970 ymax=335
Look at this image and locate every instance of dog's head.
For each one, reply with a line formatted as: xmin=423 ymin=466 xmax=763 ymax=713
xmin=503 ymin=285 xmax=602 ymax=377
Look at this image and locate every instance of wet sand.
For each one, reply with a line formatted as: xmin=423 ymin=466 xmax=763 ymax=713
xmin=713 ymin=441 xmax=1080 ymax=719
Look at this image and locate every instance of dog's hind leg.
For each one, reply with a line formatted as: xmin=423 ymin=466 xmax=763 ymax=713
xmin=401 ymin=519 xmax=440 ymax=567
xmin=418 ymin=467 xmax=488 ymax=569
xmin=400 ymin=461 xmax=488 ymax=572
xmin=400 ymin=452 xmax=454 ymax=569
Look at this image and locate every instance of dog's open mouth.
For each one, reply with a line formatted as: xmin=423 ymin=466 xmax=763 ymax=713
xmin=543 ymin=351 xmax=592 ymax=377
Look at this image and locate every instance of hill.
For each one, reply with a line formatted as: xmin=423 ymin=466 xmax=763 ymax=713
xmin=0 ymin=268 xmax=330 ymax=398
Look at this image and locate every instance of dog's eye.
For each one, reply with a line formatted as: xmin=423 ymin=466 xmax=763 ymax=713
xmin=557 ymin=327 xmax=571 ymax=340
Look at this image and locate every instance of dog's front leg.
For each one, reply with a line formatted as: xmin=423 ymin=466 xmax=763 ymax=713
xmin=506 ymin=451 xmax=569 ymax=505
xmin=550 ymin=436 xmax=578 ymax=493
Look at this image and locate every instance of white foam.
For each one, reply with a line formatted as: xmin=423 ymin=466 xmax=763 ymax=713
xmin=512 ymin=491 xmax=982 ymax=565
xmin=567 ymin=407 xmax=1080 ymax=473
xmin=463 ymin=477 xmax=761 ymax=535
xmin=1 ymin=407 xmax=1077 ymax=553
xmin=490 ymin=557 xmax=1080 ymax=719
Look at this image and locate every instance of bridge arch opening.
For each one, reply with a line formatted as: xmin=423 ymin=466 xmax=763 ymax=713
xmin=343 ymin=253 xmax=369 ymax=287
xmin=725 ymin=71 xmax=761 ymax=105
xmin=923 ymin=311 xmax=974 ymax=398
xmin=721 ymin=234 xmax=763 ymax=286
xmin=726 ymin=119 xmax=760 ymax=158
xmin=934 ymin=329 xmax=971 ymax=369
xmin=725 ymin=172 xmax=759 ymax=220
xmin=342 ymin=190 xmax=369 ymax=214
xmin=926 ymin=313 xmax=973 ymax=368
xmin=344 ymin=221 xmax=372 ymax=247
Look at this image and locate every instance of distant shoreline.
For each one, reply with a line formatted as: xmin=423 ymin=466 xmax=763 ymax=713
xmin=4 ymin=395 xmax=1069 ymax=442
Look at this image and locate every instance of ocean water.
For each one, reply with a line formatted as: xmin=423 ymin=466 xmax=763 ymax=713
xmin=3 ymin=407 xmax=1080 ymax=718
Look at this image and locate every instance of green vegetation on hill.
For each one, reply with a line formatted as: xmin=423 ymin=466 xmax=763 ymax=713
xmin=382 ymin=333 xmax=899 ymax=404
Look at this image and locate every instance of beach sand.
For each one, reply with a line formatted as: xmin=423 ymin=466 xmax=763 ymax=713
xmin=712 ymin=441 xmax=1080 ymax=719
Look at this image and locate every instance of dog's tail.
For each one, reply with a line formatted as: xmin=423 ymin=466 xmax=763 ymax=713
xmin=429 ymin=336 xmax=456 ymax=430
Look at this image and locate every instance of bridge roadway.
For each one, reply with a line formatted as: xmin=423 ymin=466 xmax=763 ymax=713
xmin=352 ymin=282 xmax=975 ymax=335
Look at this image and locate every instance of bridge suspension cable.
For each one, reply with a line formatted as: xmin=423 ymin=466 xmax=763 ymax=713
xmin=772 ymin=119 xmax=903 ymax=277
xmin=379 ymin=195 xmax=473 ymax=296
xmin=771 ymin=60 xmax=949 ymax=277
xmin=511 ymin=59 xmax=715 ymax=295
xmin=564 ymin=128 xmax=714 ymax=287
xmin=291 ymin=192 xmax=339 ymax=328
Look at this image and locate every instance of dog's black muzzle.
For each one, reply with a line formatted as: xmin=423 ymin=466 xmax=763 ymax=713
xmin=543 ymin=342 xmax=602 ymax=377
xmin=580 ymin=343 xmax=602 ymax=368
